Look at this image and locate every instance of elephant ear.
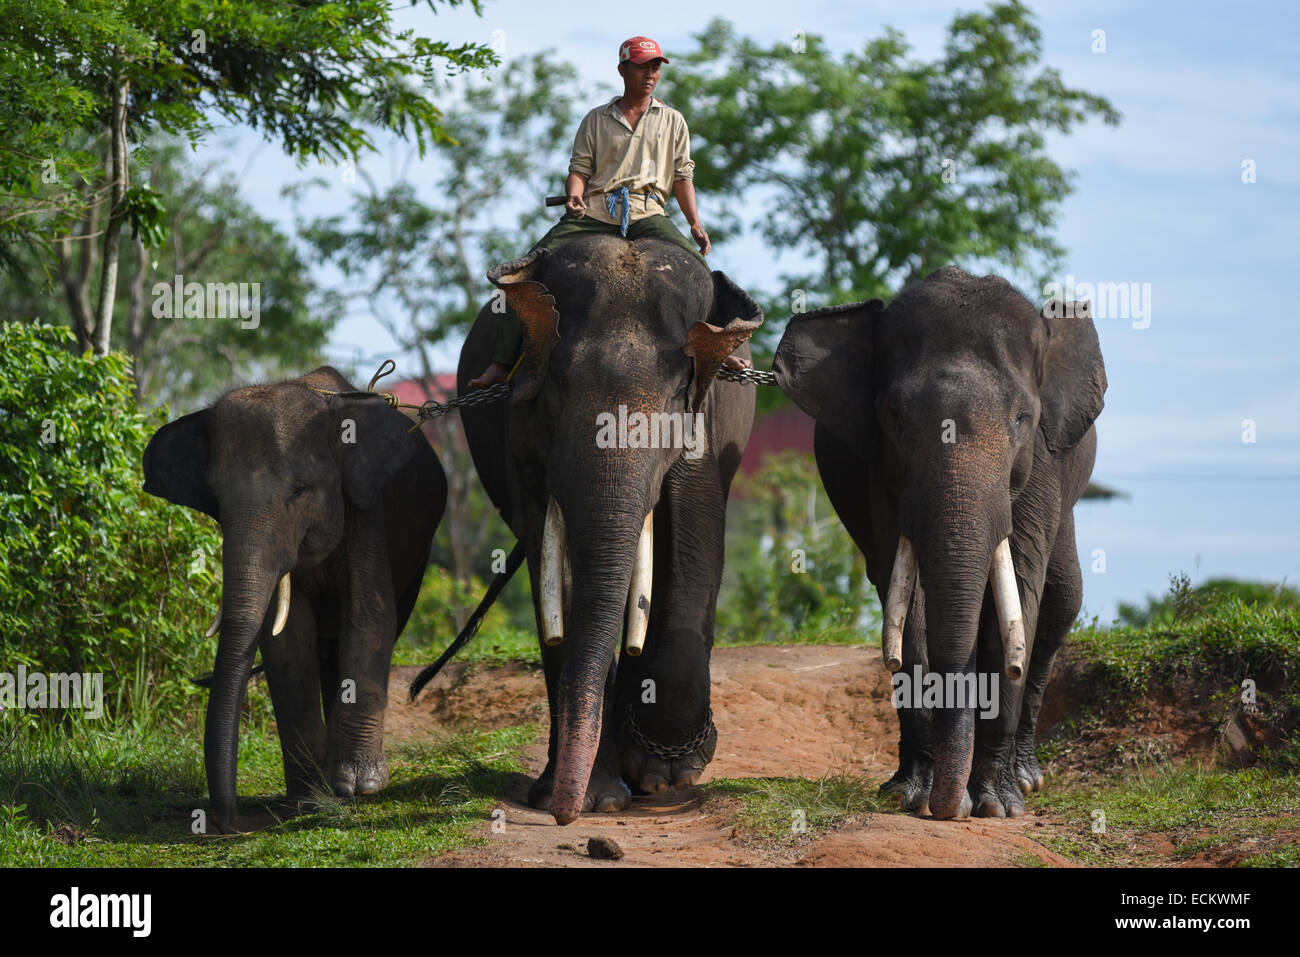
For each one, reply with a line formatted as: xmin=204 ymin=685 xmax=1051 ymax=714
xmin=487 ymin=248 xmax=559 ymax=404
xmin=143 ymin=409 xmax=220 ymax=521
xmin=683 ymin=271 xmax=764 ymax=411
xmin=1039 ymin=300 xmax=1107 ymax=457
xmin=773 ymin=300 xmax=883 ymax=451
xmin=331 ymin=396 xmax=419 ymax=511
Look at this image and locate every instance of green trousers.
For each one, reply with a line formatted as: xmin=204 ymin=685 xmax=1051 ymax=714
xmin=489 ymin=213 xmax=706 ymax=366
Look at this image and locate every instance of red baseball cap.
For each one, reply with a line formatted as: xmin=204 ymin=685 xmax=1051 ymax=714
xmin=619 ymin=37 xmax=669 ymax=64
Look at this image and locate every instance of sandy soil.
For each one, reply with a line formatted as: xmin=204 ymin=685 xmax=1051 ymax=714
xmin=385 ymin=646 xmax=1075 ymax=867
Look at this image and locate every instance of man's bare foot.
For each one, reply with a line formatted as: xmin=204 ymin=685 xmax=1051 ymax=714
xmin=468 ymin=362 xmax=511 ymax=389
xmin=722 ymin=354 xmax=752 ymax=371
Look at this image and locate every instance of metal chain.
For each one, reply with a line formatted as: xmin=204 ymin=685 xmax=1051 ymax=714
xmin=715 ymin=365 xmax=778 ymax=386
xmin=414 ymin=381 xmax=512 ymax=422
xmin=323 ymin=361 xmax=778 ymax=428
xmin=417 ymin=366 xmax=776 ymax=422
xmin=623 ymin=703 xmax=716 ymax=761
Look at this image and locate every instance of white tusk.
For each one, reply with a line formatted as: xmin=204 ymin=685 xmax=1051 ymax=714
xmin=540 ymin=498 xmax=568 ymax=646
xmin=205 ymin=606 xmax=222 ymax=638
xmin=882 ymin=536 xmax=917 ymax=673
xmin=271 ymin=574 xmax=291 ymax=636
xmin=624 ymin=511 xmax=654 ymax=656
xmin=989 ymin=539 xmax=1026 ymax=681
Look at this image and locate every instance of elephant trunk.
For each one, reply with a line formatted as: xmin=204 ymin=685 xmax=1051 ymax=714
xmin=206 ymin=544 xmax=285 ymax=832
xmin=548 ymin=496 xmax=647 ymax=825
xmin=918 ymin=559 xmax=989 ymax=820
xmin=902 ymin=468 xmax=1010 ymax=820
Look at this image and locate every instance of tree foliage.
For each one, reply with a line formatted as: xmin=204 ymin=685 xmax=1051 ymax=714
xmin=662 ymin=2 xmax=1120 ymax=323
xmin=0 ymin=0 xmax=496 ymax=352
xmin=1 ymin=139 xmax=338 ymax=409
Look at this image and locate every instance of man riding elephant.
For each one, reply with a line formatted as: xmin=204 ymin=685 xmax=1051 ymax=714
xmin=469 ymin=35 xmax=750 ymax=388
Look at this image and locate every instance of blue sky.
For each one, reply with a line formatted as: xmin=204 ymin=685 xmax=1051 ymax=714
xmin=212 ymin=0 xmax=1300 ymax=621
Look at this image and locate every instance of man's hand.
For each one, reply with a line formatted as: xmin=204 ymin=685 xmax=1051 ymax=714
xmin=564 ymin=172 xmax=588 ymax=219
xmin=690 ymin=223 xmax=711 ymax=256
xmin=468 ymin=362 xmax=511 ymax=390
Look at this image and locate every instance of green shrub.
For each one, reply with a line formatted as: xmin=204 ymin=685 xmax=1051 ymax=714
xmin=0 ymin=322 xmax=220 ymax=726
xmin=718 ymin=451 xmax=880 ymax=644
xmin=1117 ymin=572 xmax=1300 ymax=627
xmin=1068 ymin=583 xmax=1300 ymax=767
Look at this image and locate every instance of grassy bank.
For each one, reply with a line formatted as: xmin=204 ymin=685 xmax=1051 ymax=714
xmin=0 ymin=682 xmax=539 ymax=867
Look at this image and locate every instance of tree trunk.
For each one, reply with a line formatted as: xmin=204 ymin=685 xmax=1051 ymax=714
xmin=93 ymin=59 xmax=130 ymax=357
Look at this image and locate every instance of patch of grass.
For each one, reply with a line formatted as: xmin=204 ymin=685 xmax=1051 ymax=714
xmin=1030 ymin=759 xmax=1300 ymax=867
xmin=1014 ymin=849 xmax=1058 ymax=868
xmin=0 ymin=704 xmax=540 ymax=867
xmin=717 ymin=625 xmax=876 ymax=647
xmin=393 ymin=623 xmax=539 ymax=668
xmin=1240 ymin=844 xmax=1300 ymax=867
xmin=708 ymin=771 xmax=893 ymax=845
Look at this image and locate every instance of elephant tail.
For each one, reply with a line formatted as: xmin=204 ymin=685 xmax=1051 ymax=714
xmin=408 ymin=543 xmax=525 ymax=701
xmin=191 ymin=663 xmax=265 ymax=689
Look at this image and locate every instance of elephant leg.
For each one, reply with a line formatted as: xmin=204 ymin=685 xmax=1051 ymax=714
xmin=880 ymin=586 xmax=936 ymax=815
xmin=327 ymin=516 xmax=397 ymax=798
xmin=260 ymin=596 xmax=327 ymax=803
xmin=1014 ymin=513 xmax=1083 ymax=797
xmin=617 ymin=465 xmax=722 ymax=794
xmin=969 ymin=539 xmax=1053 ymax=818
xmin=526 ymin=564 xmax=632 ymax=814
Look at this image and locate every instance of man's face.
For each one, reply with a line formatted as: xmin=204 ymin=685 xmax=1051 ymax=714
xmin=620 ymin=58 xmax=662 ymax=95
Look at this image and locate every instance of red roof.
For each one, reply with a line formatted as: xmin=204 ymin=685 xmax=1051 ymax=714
xmin=738 ymin=406 xmax=815 ymax=477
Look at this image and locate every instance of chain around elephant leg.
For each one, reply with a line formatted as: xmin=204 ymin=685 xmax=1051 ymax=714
xmin=620 ymin=702 xmax=717 ymax=793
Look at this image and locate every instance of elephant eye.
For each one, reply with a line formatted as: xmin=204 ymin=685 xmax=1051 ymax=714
xmin=1015 ymin=411 xmax=1032 ymax=428
xmin=290 ymin=484 xmax=310 ymax=500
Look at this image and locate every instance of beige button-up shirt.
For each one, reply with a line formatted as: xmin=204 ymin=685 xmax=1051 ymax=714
xmin=568 ymin=96 xmax=695 ymax=225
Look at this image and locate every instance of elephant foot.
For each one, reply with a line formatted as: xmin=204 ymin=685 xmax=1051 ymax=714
xmin=969 ymin=772 xmax=1028 ymax=819
xmin=528 ymin=762 xmax=632 ymax=814
xmin=620 ymin=706 xmax=717 ymax=795
xmin=1015 ymin=751 xmax=1045 ymax=795
xmin=879 ymin=762 xmax=933 ymax=816
xmin=329 ymin=751 xmax=389 ymax=798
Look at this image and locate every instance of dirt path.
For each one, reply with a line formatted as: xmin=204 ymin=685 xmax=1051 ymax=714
xmin=385 ymin=646 xmax=1073 ymax=867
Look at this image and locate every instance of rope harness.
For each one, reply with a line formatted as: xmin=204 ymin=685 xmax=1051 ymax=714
xmin=310 ymin=358 xmax=513 ymax=433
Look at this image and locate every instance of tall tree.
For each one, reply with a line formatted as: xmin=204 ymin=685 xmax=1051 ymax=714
xmin=0 ymin=0 xmax=496 ymax=354
xmin=1 ymin=139 xmax=339 ymax=409
xmin=662 ymin=2 xmax=1120 ymax=321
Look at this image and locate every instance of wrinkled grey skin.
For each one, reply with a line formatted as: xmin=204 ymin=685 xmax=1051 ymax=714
xmin=774 ymin=266 xmax=1106 ymax=819
xmin=143 ymin=367 xmax=446 ymax=833
xmin=458 ymin=235 xmax=761 ymax=824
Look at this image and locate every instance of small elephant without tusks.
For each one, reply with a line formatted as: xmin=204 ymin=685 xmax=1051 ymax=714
xmin=143 ymin=366 xmax=446 ymax=833
xmin=774 ymin=266 xmax=1105 ymax=820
